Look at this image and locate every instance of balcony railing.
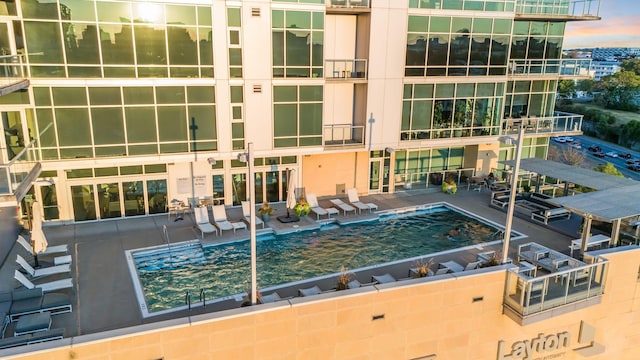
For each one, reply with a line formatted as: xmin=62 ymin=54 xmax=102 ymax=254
xmin=0 ymin=54 xmax=29 ymax=96
xmin=325 ymin=59 xmax=367 ymax=80
xmin=503 ymin=257 xmax=607 ymax=325
xmin=327 ymin=0 xmax=370 ymax=8
xmin=515 ymin=0 xmax=601 ymax=17
xmin=396 ymin=168 xmax=478 ymax=192
xmin=0 ymin=124 xmax=51 ymax=196
xmin=323 ymin=124 xmax=365 ymax=147
xmin=503 ymin=111 xmax=583 ymax=135
xmin=508 ymin=59 xmax=592 ymax=78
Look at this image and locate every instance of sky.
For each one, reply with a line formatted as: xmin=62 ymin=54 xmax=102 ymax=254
xmin=563 ymin=0 xmax=640 ymax=49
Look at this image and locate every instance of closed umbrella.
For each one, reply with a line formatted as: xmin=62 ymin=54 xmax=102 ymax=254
xmin=286 ymin=169 xmax=297 ymax=212
xmin=30 ymin=201 xmax=48 ymax=266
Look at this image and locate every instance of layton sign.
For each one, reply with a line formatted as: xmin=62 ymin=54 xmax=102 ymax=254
xmin=497 ymin=332 xmax=571 ymax=360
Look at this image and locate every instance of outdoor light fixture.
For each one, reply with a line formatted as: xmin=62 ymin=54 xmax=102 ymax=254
xmin=385 ymin=147 xmax=395 ymax=154
xmin=237 ymin=152 xmax=248 ymax=163
xmin=207 ymin=158 xmax=216 ymax=165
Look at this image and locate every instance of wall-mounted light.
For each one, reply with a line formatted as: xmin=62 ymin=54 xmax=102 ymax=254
xmin=207 ymin=158 xmax=216 ymax=165
xmin=385 ymin=147 xmax=395 ymax=154
xmin=237 ymin=152 xmax=248 ymax=162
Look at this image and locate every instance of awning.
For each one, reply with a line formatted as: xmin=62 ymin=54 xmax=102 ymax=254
xmin=546 ymin=184 xmax=640 ymax=222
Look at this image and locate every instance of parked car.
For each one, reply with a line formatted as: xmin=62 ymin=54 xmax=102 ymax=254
xmin=552 ymin=137 xmax=567 ymax=143
xmin=605 ymin=151 xmax=618 ymax=158
xmin=570 ymin=143 xmax=582 ymax=149
xmin=564 ymin=136 xmax=574 ymax=143
xmin=620 ymin=153 xmax=633 ymax=159
xmin=627 ymin=163 xmax=640 ymax=171
xmin=593 ymin=152 xmax=606 ymax=158
xmin=588 ymin=145 xmax=602 ymax=152
xmin=626 ymin=159 xmax=640 ymax=165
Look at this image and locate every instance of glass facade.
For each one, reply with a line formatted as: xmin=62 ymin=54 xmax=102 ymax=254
xmin=510 ymin=21 xmax=564 ymax=60
xmin=409 ymin=0 xmax=515 ymax=11
xmin=273 ymin=85 xmax=323 ymax=148
xmin=272 ymin=9 xmax=324 ymax=78
xmin=32 ymin=85 xmax=216 ymax=160
xmin=504 ymin=79 xmax=557 ymax=118
xmin=401 ymin=82 xmax=503 ymax=140
xmin=18 ymin=0 xmax=213 ymax=78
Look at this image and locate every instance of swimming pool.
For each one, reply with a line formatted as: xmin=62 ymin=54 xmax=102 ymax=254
xmin=126 ymin=203 xmax=524 ymax=316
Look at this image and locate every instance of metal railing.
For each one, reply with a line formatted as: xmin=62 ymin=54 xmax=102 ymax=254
xmin=502 ymin=111 xmax=583 ymax=135
xmin=323 ymin=124 xmax=365 ymax=146
xmin=396 ymin=168 xmax=477 ymax=191
xmin=515 ymin=0 xmax=600 ymax=17
xmin=325 ymin=59 xmax=367 ymax=80
xmin=503 ymin=257 xmax=607 ymax=320
xmin=0 ymin=54 xmax=26 ymax=80
xmin=508 ymin=59 xmax=592 ymax=77
xmin=0 ymin=124 xmax=51 ymax=196
xmin=327 ymin=0 xmax=370 ymax=8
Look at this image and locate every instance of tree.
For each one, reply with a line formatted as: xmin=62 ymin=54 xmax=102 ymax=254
xmin=547 ymin=146 xmax=586 ymax=167
xmin=595 ymin=70 xmax=640 ymax=111
xmin=620 ymin=120 xmax=640 ymax=149
xmin=593 ymin=162 xmax=624 ymax=177
xmin=620 ymin=58 xmax=640 ymax=76
xmin=577 ymin=78 xmax=596 ymax=94
xmin=557 ymin=79 xmax=576 ymax=98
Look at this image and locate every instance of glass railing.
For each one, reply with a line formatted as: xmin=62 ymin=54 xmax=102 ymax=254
xmin=323 ymin=124 xmax=365 ymax=146
xmin=0 ymin=54 xmax=27 ymax=80
xmin=327 ymin=0 xmax=370 ymax=8
xmin=397 ymin=168 xmax=477 ymax=191
xmin=325 ymin=59 xmax=368 ymax=80
xmin=503 ymin=257 xmax=607 ymax=319
xmin=508 ymin=59 xmax=592 ymax=77
xmin=502 ymin=112 xmax=583 ymax=135
xmin=515 ymin=0 xmax=600 ymax=17
xmin=0 ymin=124 xmax=50 ymax=196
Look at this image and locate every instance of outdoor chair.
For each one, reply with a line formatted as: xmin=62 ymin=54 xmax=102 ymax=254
xmin=306 ymin=193 xmax=339 ymax=220
xmin=347 ymin=279 xmax=376 ymax=289
xmin=463 ymin=261 xmax=482 ymax=271
xmin=298 ymin=285 xmax=324 ymax=297
xmin=211 ymin=205 xmax=234 ymax=234
xmin=17 ymin=236 xmax=68 ymax=257
xmin=241 ymin=201 xmax=264 ymax=229
xmin=16 ymin=254 xmax=71 ymax=279
xmin=9 ymin=288 xmax=72 ymax=321
xmin=329 ymin=199 xmax=356 ymax=216
xmin=14 ymin=270 xmax=73 ymax=293
xmin=260 ymin=292 xmax=293 ymax=303
xmin=347 ymin=188 xmax=378 ymax=213
xmin=371 ymin=273 xmax=397 ymax=284
xmin=438 ymin=260 xmax=464 ymax=273
xmin=193 ymin=206 xmax=217 ymax=238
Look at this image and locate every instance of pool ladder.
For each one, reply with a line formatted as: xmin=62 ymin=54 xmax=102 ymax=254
xmin=162 ymin=225 xmax=175 ymax=268
xmin=184 ymin=289 xmax=207 ymax=311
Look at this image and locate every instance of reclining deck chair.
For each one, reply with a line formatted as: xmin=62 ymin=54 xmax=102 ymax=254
xmin=193 ymin=206 xmax=217 ymax=238
xmin=14 ymin=270 xmax=73 ymax=293
xmin=212 ymin=205 xmax=235 ymax=234
xmin=347 ymin=188 xmax=378 ymax=214
xmin=17 ymin=236 xmax=68 ymax=257
xmin=306 ymin=193 xmax=338 ymax=220
xmin=16 ymin=254 xmax=70 ymax=279
xmin=241 ymin=201 xmax=264 ymax=228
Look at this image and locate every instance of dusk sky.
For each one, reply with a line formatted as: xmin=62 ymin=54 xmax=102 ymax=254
xmin=564 ymin=0 xmax=640 ymax=49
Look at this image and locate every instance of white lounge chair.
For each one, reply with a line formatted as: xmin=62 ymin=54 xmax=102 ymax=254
xmin=14 ymin=270 xmax=73 ymax=293
xmin=17 ymin=235 xmax=68 ymax=257
xmin=306 ymin=193 xmax=339 ymax=220
xmin=347 ymin=188 xmax=378 ymax=214
xmin=16 ymin=254 xmax=70 ymax=279
xmin=329 ymin=199 xmax=356 ymax=216
xmin=463 ymin=261 xmax=481 ymax=271
xmin=438 ymin=260 xmax=464 ymax=273
xmin=241 ymin=201 xmax=264 ymax=228
xmin=212 ymin=205 xmax=234 ymax=234
xmin=372 ymin=273 xmax=397 ymax=284
xmin=298 ymin=285 xmax=333 ymax=297
xmin=193 ymin=206 xmax=217 ymax=238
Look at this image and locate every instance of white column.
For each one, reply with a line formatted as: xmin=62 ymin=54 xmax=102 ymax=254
xmin=247 ymin=143 xmax=258 ymax=305
xmin=501 ymin=125 xmax=525 ymax=264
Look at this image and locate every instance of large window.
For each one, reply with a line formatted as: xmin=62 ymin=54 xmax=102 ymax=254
xmin=394 ymin=147 xmax=466 ymax=186
xmin=31 ymin=86 xmax=216 ymax=159
xmin=272 ymin=10 xmax=324 ymax=78
xmin=406 ymin=15 xmax=511 ymax=77
xmin=273 ymin=85 xmax=323 ymax=148
xmin=503 ymin=79 xmax=557 ymax=118
xmin=20 ymin=0 xmax=213 ymax=78
xmin=401 ymin=82 xmax=503 ymax=140
xmin=510 ymin=21 xmax=565 ymax=60
xmin=409 ymin=0 xmax=515 ymax=12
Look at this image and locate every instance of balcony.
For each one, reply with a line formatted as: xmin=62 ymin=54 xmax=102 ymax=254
xmin=325 ymin=59 xmax=368 ymax=81
xmin=326 ymin=0 xmax=370 ymax=12
xmin=323 ymin=124 xmax=365 ymax=147
xmin=503 ymin=257 xmax=607 ymax=325
xmin=0 ymin=55 xmax=29 ymax=96
xmin=515 ymin=0 xmax=601 ymax=21
xmin=508 ymin=59 xmax=592 ymax=79
xmin=503 ymin=112 xmax=583 ymax=136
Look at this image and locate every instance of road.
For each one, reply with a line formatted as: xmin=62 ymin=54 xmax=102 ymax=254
xmin=550 ymin=135 xmax=640 ymax=181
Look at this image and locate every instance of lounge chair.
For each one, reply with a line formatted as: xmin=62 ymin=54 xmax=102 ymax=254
xmin=347 ymin=279 xmax=376 ymax=289
xmin=438 ymin=260 xmax=464 ymax=273
xmin=16 ymin=254 xmax=71 ymax=279
xmin=329 ymin=199 xmax=356 ymax=216
xmin=298 ymin=285 xmax=323 ymax=297
xmin=347 ymin=188 xmax=378 ymax=214
xmin=463 ymin=261 xmax=481 ymax=271
xmin=0 ymin=328 xmax=64 ymax=349
xmin=17 ymin=235 xmax=68 ymax=257
xmin=306 ymin=193 xmax=339 ymax=220
xmin=212 ymin=205 xmax=234 ymax=234
xmin=372 ymin=273 xmax=397 ymax=284
xmin=260 ymin=291 xmax=293 ymax=303
xmin=434 ymin=268 xmax=450 ymax=275
xmin=14 ymin=270 xmax=73 ymax=293
xmin=9 ymin=288 xmax=72 ymax=321
xmin=193 ymin=206 xmax=217 ymax=238
xmin=241 ymin=201 xmax=264 ymax=228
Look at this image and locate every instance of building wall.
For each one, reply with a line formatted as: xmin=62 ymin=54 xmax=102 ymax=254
xmin=302 ymin=151 xmax=369 ymax=197
xmin=5 ymin=248 xmax=640 ymax=360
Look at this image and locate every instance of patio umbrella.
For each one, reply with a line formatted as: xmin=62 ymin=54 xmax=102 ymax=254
xmin=286 ymin=168 xmax=297 ymax=213
xmin=30 ymin=201 xmax=48 ymax=266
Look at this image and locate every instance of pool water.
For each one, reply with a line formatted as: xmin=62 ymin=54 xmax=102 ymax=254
xmin=133 ymin=204 xmax=509 ymax=313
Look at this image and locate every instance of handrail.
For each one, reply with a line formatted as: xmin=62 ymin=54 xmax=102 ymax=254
xmin=185 ymin=290 xmax=191 ymax=311
xmin=508 ymin=59 xmax=592 ymax=77
xmin=200 ymin=288 xmax=206 ymax=308
xmin=323 ymin=124 xmax=365 ymax=146
xmin=502 ymin=112 xmax=583 ymax=135
xmin=515 ymin=0 xmax=600 ymax=17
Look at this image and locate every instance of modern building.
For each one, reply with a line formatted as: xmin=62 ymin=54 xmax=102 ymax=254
xmin=590 ymin=60 xmax=620 ymax=81
xmin=10 ymin=1 xmax=640 ymax=359
xmin=590 ymin=47 xmax=640 ymax=61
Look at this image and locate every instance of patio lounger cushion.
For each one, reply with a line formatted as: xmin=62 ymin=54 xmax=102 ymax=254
xmin=15 ymin=312 xmax=51 ymax=335
xmin=28 ymin=328 xmax=64 ymax=344
xmin=10 ymin=289 xmax=43 ymax=319
xmin=40 ymin=293 xmax=72 ymax=315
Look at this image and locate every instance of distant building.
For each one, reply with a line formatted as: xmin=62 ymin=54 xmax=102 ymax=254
xmin=590 ymin=47 xmax=640 ymax=61
xmin=591 ymin=61 xmax=621 ymax=81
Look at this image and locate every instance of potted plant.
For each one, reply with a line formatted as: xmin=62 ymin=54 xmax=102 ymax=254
xmin=411 ymin=258 xmax=434 ymax=278
xmin=336 ymin=266 xmax=354 ymax=290
xmin=294 ymin=197 xmax=311 ymax=217
xmin=442 ymin=177 xmax=457 ymax=194
xmin=258 ymin=202 xmax=274 ymax=222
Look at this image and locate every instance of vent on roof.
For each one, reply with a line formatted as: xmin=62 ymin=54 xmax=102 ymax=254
xmin=253 ymin=85 xmax=262 ymax=93
xmin=251 ymin=8 xmax=260 ymax=17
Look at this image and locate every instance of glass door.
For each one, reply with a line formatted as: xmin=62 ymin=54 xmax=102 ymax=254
xmin=122 ymin=181 xmax=144 ymax=216
xmin=71 ymin=185 xmax=96 ymax=221
xmin=369 ymin=157 xmax=390 ymax=193
xmin=38 ymin=184 xmax=59 ymax=220
xmin=147 ymin=179 xmax=167 ymax=214
xmin=98 ymin=182 xmax=120 ymax=219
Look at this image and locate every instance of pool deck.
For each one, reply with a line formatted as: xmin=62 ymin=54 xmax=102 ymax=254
xmin=0 ymin=187 xmax=582 ymax=339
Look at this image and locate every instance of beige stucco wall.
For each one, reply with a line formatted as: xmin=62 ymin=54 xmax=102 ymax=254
xmin=301 ymin=152 xmax=369 ymax=197
xmin=5 ymin=248 xmax=640 ymax=360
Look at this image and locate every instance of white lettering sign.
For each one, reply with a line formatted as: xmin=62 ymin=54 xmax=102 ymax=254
xmin=497 ymin=332 xmax=570 ymax=360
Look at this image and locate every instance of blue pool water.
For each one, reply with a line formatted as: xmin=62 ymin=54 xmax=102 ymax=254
xmin=132 ymin=204 xmax=510 ymax=313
